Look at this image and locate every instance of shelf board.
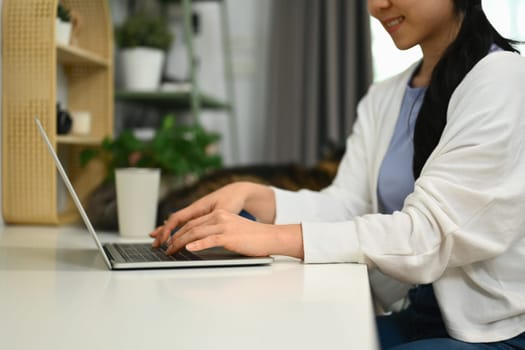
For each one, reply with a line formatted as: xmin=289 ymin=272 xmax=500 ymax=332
xmin=56 ymin=135 xmax=103 ymax=145
xmin=57 ymin=44 xmax=109 ymax=67
xmin=114 ymin=90 xmax=231 ymax=110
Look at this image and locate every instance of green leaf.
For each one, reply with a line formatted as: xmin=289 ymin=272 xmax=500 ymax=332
xmin=79 ymin=149 xmax=99 ymax=167
xmin=81 ymin=115 xmax=223 ymax=182
xmin=115 ymin=13 xmax=174 ymax=51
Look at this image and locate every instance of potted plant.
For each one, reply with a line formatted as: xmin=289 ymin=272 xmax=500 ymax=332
xmin=56 ymin=2 xmax=72 ymax=45
xmin=115 ymin=13 xmax=174 ymax=90
xmin=81 ymin=115 xmax=222 ymax=188
xmin=80 ymin=115 xmax=221 ymax=230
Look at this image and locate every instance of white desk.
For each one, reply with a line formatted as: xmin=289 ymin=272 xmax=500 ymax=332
xmin=0 ymin=225 xmax=378 ymax=350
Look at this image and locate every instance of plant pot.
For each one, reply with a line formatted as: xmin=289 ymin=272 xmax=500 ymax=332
xmin=120 ymin=47 xmax=165 ymax=91
xmin=56 ymin=18 xmax=72 ymax=45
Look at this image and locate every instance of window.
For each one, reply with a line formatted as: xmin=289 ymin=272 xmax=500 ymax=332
xmin=369 ymin=17 xmax=422 ymax=83
xmin=370 ymin=0 xmax=525 ymax=82
xmin=483 ymin=0 xmax=525 ymax=53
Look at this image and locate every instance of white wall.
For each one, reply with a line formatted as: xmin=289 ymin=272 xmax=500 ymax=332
xmin=159 ymin=0 xmax=272 ymax=166
xmin=195 ymin=0 xmax=272 ymax=165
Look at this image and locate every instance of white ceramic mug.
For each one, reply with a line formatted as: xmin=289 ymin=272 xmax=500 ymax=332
xmin=115 ymin=168 xmax=160 ymax=238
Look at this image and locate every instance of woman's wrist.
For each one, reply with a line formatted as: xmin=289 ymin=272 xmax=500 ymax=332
xmin=270 ymin=224 xmax=304 ymax=259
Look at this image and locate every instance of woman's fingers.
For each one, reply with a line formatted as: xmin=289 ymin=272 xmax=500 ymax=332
xmin=165 ymin=221 xmax=221 ymax=255
xmin=186 ymin=235 xmax=223 ymax=252
xmin=152 ymin=184 xmax=251 ymax=249
xmin=150 ymin=225 xmax=166 ymax=247
xmin=164 ymin=210 xmax=238 ymax=255
xmin=150 ymin=221 xmax=173 ymax=247
xmin=151 ymin=203 xmax=207 ymax=248
xmin=149 ymin=225 xmax=163 ymax=237
xmin=161 ymin=201 xmax=211 ymax=235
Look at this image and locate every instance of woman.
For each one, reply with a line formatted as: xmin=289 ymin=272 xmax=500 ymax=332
xmin=151 ymin=0 xmax=525 ymax=348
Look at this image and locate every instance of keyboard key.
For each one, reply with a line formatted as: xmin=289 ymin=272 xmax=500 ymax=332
xmin=112 ymin=243 xmax=202 ymax=262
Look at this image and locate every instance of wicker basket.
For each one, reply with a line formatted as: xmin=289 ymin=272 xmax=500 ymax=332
xmin=2 ymin=0 xmax=113 ymax=224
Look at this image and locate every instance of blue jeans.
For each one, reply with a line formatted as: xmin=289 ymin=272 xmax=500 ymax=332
xmin=377 ymin=285 xmax=525 ymax=349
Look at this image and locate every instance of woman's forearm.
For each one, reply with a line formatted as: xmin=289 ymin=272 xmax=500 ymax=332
xmin=236 ymin=183 xmax=304 ymax=259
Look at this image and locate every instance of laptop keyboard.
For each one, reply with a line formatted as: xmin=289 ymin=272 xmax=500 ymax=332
xmin=112 ymin=243 xmax=202 ymax=262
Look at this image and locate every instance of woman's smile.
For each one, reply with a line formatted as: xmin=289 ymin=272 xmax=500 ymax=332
xmin=383 ymin=16 xmax=405 ymax=33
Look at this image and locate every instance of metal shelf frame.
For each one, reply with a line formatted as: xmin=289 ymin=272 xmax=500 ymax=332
xmin=181 ymin=0 xmax=240 ymax=162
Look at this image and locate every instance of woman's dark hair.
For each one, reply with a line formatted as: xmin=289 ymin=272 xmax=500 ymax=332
xmin=412 ymin=0 xmax=520 ymax=179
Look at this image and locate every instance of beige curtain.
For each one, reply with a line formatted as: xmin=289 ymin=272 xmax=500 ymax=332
xmin=265 ymin=0 xmax=372 ymax=165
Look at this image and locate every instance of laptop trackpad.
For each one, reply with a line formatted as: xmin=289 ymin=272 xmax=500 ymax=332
xmin=193 ymin=247 xmax=256 ymax=260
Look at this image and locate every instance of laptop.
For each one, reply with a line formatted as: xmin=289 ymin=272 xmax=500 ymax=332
xmin=35 ymin=117 xmax=274 ymax=270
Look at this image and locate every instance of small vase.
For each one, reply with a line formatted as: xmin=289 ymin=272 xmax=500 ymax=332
xmin=55 ymin=18 xmax=72 ymax=45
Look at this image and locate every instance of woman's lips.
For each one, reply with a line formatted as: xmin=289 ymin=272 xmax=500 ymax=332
xmin=383 ymin=16 xmax=405 ymax=33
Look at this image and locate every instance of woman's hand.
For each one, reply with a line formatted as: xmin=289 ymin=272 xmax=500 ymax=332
xmin=166 ymin=209 xmax=272 ymax=256
xmin=150 ymin=182 xmax=276 ymax=249
xmin=163 ymin=209 xmax=304 ymax=259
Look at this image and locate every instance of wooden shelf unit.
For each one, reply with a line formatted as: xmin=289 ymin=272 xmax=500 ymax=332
xmin=2 ymin=0 xmax=114 ymax=224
